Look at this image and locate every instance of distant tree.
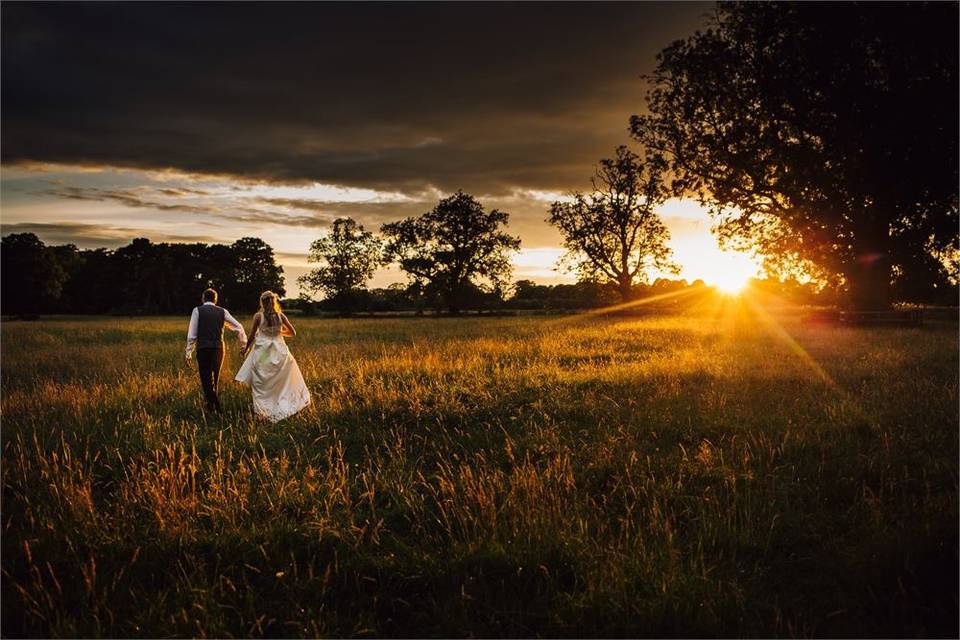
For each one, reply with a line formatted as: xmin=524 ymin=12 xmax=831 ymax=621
xmin=158 ymin=243 xmax=212 ymax=312
xmin=382 ymin=191 xmax=520 ymax=314
xmin=548 ymin=146 xmax=679 ymax=302
xmin=112 ymin=238 xmax=194 ymax=313
xmin=298 ymin=218 xmax=383 ymax=315
xmin=1 ymin=234 xmax=288 ymax=315
xmin=201 ymin=243 xmax=237 ymax=304
xmin=560 ymin=280 xmax=621 ymax=309
xmin=0 ymin=233 xmax=68 ymax=315
xmin=751 ymin=276 xmax=839 ymax=307
xmin=509 ymin=279 xmax=551 ymax=309
xmin=363 ymin=284 xmax=412 ymax=313
xmin=650 ymin=277 xmax=689 ymax=295
xmin=112 ymin=238 xmax=161 ymax=313
xmin=230 ymin=237 xmax=286 ymax=310
xmin=630 ymin=2 xmax=958 ymax=309
xmin=47 ymin=243 xmax=82 ymax=309
xmin=61 ymin=248 xmax=118 ymax=314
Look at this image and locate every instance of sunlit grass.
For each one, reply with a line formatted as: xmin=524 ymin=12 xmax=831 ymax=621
xmin=1 ymin=309 xmax=957 ymax=637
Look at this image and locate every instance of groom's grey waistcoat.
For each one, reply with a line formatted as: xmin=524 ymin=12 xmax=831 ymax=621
xmin=196 ymin=305 xmax=226 ymax=349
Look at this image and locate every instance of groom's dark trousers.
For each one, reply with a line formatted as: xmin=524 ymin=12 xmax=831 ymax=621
xmin=196 ymin=347 xmax=224 ymax=412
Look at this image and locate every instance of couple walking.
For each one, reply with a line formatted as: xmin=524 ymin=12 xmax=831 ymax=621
xmin=185 ymin=288 xmax=311 ymax=422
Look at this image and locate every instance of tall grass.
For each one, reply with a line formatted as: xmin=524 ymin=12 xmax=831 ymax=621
xmin=2 ymin=306 xmax=957 ymax=637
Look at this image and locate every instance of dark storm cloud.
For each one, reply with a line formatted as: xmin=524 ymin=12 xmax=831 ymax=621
xmin=1 ymin=2 xmax=709 ymax=195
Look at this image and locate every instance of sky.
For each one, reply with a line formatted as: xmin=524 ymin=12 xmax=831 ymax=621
xmin=1 ymin=1 xmax=759 ymax=296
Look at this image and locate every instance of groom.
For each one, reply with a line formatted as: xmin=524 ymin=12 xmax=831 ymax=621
xmin=185 ymin=288 xmax=246 ymax=413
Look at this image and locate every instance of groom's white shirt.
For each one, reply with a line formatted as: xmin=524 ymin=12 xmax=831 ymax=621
xmin=185 ymin=301 xmax=247 ymax=359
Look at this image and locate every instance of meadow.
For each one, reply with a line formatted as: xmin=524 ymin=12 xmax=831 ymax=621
xmin=2 ymin=298 xmax=957 ymax=638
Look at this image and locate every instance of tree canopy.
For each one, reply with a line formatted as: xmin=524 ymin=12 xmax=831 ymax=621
xmin=0 ymin=234 xmax=286 ymax=315
xmin=548 ymin=146 xmax=679 ymax=301
xmin=298 ymin=218 xmax=383 ymax=315
xmin=381 ymin=191 xmax=520 ymax=314
xmin=230 ymin=237 xmax=287 ymax=308
xmin=0 ymin=233 xmax=68 ymax=315
xmin=631 ymin=2 xmax=958 ymax=309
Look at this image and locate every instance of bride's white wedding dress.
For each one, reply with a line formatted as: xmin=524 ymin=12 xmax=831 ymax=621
xmin=235 ymin=315 xmax=310 ymax=422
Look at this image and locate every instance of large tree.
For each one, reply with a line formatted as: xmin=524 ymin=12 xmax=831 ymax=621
xmin=0 ymin=233 xmax=68 ymax=315
xmin=548 ymin=145 xmax=679 ymax=302
xmin=298 ymin=218 xmax=383 ymax=315
xmin=381 ymin=191 xmax=520 ymax=314
xmin=229 ymin=237 xmax=286 ymax=310
xmin=631 ymin=2 xmax=958 ymax=310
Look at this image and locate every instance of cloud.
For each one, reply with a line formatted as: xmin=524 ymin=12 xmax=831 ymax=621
xmin=229 ymin=208 xmax=330 ymax=228
xmin=39 ymin=185 xmax=216 ymax=214
xmin=156 ymin=186 xmax=213 ymax=197
xmin=254 ymin=197 xmax=425 ymax=224
xmin=1 ymin=2 xmax=710 ymax=195
xmin=37 ymin=184 xmax=334 ymax=228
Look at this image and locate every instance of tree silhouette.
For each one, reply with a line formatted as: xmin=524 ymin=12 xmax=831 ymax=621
xmin=382 ymin=191 xmax=520 ymax=314
xmin=229 ymin=237 xmax=286 ymax=310
xmin=202 ymin=243 xmax=238 ymax=304
xmin=548 ymin=146 xmax=679 ymax=302
xmin=1 ymin=234 xmax=288 ymax=315
xmin=298 ymin=218 xmax=383 ymax=315
xmin=0 ymin=233 xmax=68 ymax=315
xmin=631 ymin=2 xmax=958 ymax=310
xmin=113 ymin=238 xmax=160 ymax=313
xmin=59 ymin=248 xmax=113 ymax=313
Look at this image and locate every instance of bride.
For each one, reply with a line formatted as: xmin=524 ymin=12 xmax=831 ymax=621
xmin=235 ymin=291 xmax=311 ymax=422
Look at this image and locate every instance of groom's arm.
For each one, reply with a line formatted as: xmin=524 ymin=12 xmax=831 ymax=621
xmin=185 ymin=308 xmax=199 ymax=360
xmin=222 ymin=309 xmax=248 ymax=345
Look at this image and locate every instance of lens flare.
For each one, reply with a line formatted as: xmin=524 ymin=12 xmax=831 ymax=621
xmin=706 ymin=252 xmax=757 ymax=294
xmin=712 ymin=271 xmax=752 ymax=294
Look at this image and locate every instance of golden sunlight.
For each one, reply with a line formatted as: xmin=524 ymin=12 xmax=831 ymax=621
xmin=711 ymin=272 xmax=751 ymax=294
xmin=652 ymin=199 xmax=761 ymax=291
xmin=708 ymin=251 xmax=757 ymax=294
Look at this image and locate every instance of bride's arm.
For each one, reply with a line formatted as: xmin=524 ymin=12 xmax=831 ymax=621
xmin=280 ymin=313 xmax=296 ymax=337
xmin=244 ymin=313 xmax=262 ymax=354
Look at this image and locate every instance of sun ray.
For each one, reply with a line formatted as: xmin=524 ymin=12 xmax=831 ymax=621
xmin=740 ymin=290 xmax=839 ymax=389
xmin=686 ymin=289 xmax=726 ymax=317
xmin=550 ymin=286 xmax=711 ymax=325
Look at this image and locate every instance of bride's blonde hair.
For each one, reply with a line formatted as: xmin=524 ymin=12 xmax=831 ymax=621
xmin=259 ymin=291 xmax=282 ymax=327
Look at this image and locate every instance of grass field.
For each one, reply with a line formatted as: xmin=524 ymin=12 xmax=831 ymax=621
xmin=2 ymin=299 xmax=957 ymax=637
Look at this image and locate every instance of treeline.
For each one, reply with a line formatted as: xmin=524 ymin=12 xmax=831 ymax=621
xmin=1 ymin=233 xmax=285 ymax=315
xmin=295 ymin=279 xmax=674 ymax=314
xmin=291 ymin=276 xmax=842 ymax=315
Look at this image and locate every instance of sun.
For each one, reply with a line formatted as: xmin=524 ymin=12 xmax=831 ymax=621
xmin=711 ymin=270 xmax=752 ymax=295
xmin=706 ymin=251 xmax=758 ymax=295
